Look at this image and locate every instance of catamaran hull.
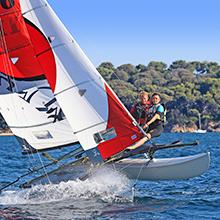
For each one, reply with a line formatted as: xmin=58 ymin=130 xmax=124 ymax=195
xmin=20 ymin=152 xmax=210 ymax=188
xmin=113 ymin=152 xmax=210 ymax=181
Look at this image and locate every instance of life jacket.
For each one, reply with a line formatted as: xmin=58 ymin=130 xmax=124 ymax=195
xmin=147 ymin=103 xmax=166 ymax=125
xmin=130 ymin=101 xmax=150 ymax=125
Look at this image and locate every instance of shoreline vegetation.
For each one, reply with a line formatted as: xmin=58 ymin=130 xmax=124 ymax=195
xmin=97 ymin=60 xmax=220 ymax=132
xmin=0 ymin=60 xmax=219 ymax=133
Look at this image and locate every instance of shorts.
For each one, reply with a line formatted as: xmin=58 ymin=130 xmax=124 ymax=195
xmin=147 ymin=124 xmax=163 ymax=138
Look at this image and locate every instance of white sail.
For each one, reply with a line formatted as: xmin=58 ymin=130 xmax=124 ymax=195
xmin=19 ymin=0 xmax=142 ymax=162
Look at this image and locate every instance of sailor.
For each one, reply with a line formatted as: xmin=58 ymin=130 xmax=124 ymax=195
xmin=130 ymin=91 xmax=151 ymax=126
xmin=128 ymin=92 xmax=165 ymax=150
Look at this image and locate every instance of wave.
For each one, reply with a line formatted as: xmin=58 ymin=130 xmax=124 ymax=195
xmin=0 ymin=167 xmax=133 ymax=205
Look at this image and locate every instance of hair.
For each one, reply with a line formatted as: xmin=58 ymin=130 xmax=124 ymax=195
xmin=151 ymin=92 xmax=161 ymax=98
xmin=139 ymin=91 xmax=149 ymax=99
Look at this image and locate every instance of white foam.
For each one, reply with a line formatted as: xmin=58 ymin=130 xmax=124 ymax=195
xmin=0 ymin=167 xmax=133 ymax=205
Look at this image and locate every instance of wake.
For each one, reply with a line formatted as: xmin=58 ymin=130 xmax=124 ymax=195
xmin=0 ymin=167 xmax=132 ymax=205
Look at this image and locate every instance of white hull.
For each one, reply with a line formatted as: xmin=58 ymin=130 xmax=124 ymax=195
xmin=194 ymin=129 xmax=207 ymax=133
xmin=114 ymin=152 xmax=210 ymax=181
xmin=20 ymin=152 xmax=210 ymax=188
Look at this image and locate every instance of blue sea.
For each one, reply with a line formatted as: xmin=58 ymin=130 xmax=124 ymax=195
xmin=0 ymin=133 xmax=219 ymax=220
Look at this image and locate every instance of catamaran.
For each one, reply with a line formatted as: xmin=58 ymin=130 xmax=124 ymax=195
xmin=0 ymin=0 xmax=210 ymax=191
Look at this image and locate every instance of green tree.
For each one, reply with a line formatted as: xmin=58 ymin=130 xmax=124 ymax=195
xmin=117 ymin=64 xmax=138 ymax=76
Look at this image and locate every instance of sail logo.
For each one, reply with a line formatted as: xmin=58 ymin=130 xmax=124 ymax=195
xmin=19 ymin=87 xmax=65 ymax=123
xmin=0 ymin=0 xmax=14 ymax=9
xmin=131 ymin=134 xmax=137 ymax=140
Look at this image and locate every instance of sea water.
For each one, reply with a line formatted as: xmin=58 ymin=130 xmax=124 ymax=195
xmin=0 ymin=133 xmax=219 ymax=219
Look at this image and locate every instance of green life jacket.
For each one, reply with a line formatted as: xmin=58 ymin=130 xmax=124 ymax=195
xmin=147 ymin=103 xmax=167 ymax=125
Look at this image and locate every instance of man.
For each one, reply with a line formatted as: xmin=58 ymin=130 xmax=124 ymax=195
xmin=128 ymin=93 xmax=165 ymax=150
xmin=130 ymin=91 xmax=151 ymax=126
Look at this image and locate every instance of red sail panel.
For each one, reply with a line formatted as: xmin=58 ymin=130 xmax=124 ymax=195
xmin=24 ymin=18 xmax=56 ymax=91
xmin=98 ymin=84 xmax=143 ymax=159
xmin=0 ymin=1 xmax=56 ymax=91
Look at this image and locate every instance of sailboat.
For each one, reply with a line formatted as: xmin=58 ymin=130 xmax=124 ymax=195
xmin=0 ymin=0 xmax=210 ymax=190
xmin=194 ymin=113 xmax=207 ymax=133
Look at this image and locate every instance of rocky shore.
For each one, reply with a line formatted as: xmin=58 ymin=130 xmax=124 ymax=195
xmin=171 ymin=122 xmax=220 ymax=133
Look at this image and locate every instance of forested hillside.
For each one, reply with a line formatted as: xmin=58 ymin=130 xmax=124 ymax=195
xmin=98 ymin=60 xmax=220 ymax=132
xmin=0 ymin=60 xmax=219 ymax=133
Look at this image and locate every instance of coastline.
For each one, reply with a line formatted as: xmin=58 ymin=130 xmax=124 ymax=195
xmin=0 ymin=128 xmax=14 ymax=136
xmin=0 ymin=132 xmax=14 ymax=136
xmin=0 ymin=128 xmax=218 ymax=137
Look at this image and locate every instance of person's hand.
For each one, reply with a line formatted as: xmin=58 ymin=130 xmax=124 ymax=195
xmin=143 ymin=123 xmax=149 ymax=129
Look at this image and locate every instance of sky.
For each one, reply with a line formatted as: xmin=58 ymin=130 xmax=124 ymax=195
xmin=48 ymin=0 xmax=220 ymax=67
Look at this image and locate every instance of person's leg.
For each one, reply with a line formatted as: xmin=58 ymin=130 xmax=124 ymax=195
xmin=127 ymin=133 xmax=151 ymax=150
xmin=127 ymin=125 xmax=163 ymax=150
xmin=149 ymin=125 xmax=163 ymax=138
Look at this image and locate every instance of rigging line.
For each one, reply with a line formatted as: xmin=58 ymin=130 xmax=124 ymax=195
xmin=36 ymin=149 xmax=52 ymax=185
xmin=0 ymin=147 xmax=83 ymax=191
xmin=132 ymin=158 xmax=152 ymax=188
xmin=32 ymin=145 xmax=83 ymax=186
xmin=111 ymin=150 xmax=153 ymax=191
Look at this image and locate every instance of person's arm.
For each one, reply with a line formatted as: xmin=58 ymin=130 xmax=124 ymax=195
xmin=143 ymin=105 xmax=164 ymax=129
xmin=143 ymin=113 xmax=160 ymax=129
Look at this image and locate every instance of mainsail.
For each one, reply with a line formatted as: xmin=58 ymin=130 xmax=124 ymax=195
xmin=0 ymin=0 xmax=143 ymax=162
